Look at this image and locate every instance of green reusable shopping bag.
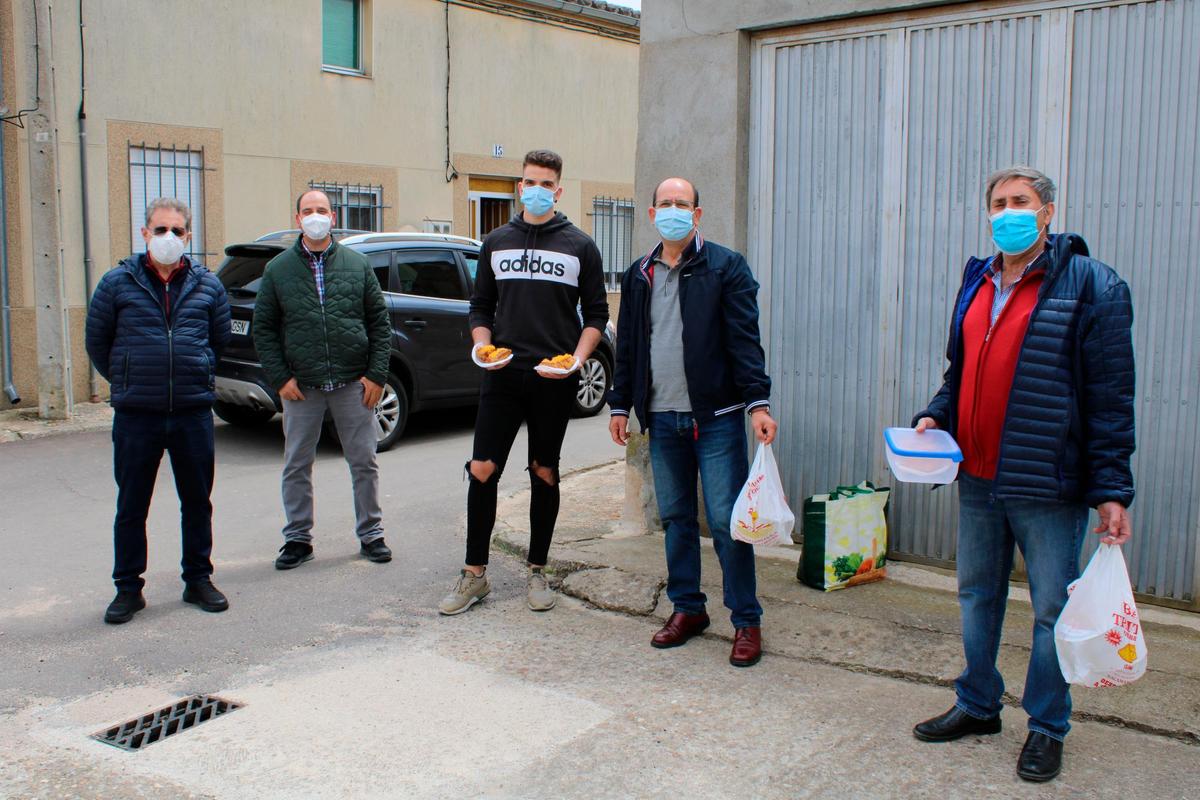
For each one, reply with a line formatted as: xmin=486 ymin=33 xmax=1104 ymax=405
xmin=798 ymin=481 xmax=890 ymax=591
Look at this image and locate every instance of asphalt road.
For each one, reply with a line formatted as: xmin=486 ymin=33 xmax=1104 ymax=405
xmin=2 ymin=411 xmax=1198 ymax=800
xmin=0 ymin=408 xmax=619 ymax=708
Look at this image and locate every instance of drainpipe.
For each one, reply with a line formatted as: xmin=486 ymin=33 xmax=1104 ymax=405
xmin=77 ymin=0 xmax=97 ymax=400
xmin=0 ymin=52 xmax=20 ymax=404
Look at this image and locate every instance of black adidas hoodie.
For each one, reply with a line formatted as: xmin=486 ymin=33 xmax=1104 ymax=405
xmin=469 ymin=211 xmax=609 ymax=369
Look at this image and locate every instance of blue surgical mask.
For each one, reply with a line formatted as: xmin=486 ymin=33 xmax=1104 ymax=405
xmin=520 ymin=185 xmax=556 ymax=216
xmin=989 ymin=206 xmax=1045 ymax=255
xmin=654 ymin=206 xmax=695 ymax=242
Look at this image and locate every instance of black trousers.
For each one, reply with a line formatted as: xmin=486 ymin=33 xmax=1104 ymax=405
xmin=111 ymin=408 xmax=215 ymax=591
xmin=466 ymin=368 xmax=578 ymax=566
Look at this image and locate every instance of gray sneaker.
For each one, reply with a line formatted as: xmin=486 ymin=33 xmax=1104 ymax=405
xmin=527 ymin=568 xmax=556 ymax=612
xmin=438 ymin=570 xmax=490 ymax=616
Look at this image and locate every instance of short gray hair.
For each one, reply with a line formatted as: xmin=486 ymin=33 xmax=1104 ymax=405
xmin=144 ymin=197 xmax=192 ymax=230
xmin=984 ymin=166 xmax=1057 ymax=207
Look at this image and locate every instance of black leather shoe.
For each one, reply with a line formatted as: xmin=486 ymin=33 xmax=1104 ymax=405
xmin=913 ymin=706 xmax=1002 ymax=742
xmin=1017 ymin=732 xmax=1063 ymax=782
xmin=275 ymin=541 xmax=314 ymax=570
xmin=360 ymin=538 xmax=392 ymax=563
xmin=104 ymin=591 xmax=146 ymax=625
xmin=182 ymin=580 xmax=229 ymax=613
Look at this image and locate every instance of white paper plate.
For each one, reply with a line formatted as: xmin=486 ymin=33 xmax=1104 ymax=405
xmin=534 ymin=357 xmax=580 ymax=377
xmin=471 ymin=345 xmax=514 ymax=369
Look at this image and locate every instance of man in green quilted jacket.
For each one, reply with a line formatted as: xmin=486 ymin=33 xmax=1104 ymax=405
xmin=253 ymin=189 xmax=393 ymax=570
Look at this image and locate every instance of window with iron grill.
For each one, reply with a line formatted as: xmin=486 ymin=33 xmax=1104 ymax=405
xmin=591 ymin=196 xmax=634 ymax=291
xmin=310 ymin=181 xmax=385 ymax=232
xmin=129 ymin=144 xmax=207 ymax=260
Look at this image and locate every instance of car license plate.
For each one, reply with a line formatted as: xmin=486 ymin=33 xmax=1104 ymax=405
xmin=231 ymin=319 xmax=250 ymax=336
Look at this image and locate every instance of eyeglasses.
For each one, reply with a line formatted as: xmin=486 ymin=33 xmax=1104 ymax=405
xmin=654 ymin=200 xmax=695 ymax=210
xmin=152 ymin=226 xmax=188 ymax=237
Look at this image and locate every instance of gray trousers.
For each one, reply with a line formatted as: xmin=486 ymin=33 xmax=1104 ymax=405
xmin=280 ymin=382 xmax=383 ymax=544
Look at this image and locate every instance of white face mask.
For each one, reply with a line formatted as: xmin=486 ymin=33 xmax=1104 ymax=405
xmin=301 ymin=212 xmax=333 ymax=241
xmin=148 ymin=232 xmax=186 ymax=265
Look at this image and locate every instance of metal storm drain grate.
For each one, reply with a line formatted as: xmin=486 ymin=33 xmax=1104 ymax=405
xmin=91 ymin=694 xmax=243 ymax=751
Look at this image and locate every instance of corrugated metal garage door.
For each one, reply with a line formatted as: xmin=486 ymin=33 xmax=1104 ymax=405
xmin=1065 ymin=0 xmax=1200 ymax=604
xmin=763 ymin=33 xmax=890 ymax=506
xmin=750 ymin=0 xmax=1199 ymax=607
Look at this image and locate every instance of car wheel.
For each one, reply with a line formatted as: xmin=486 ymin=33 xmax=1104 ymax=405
xmin=573 ymin=354 xmax=610 ymax=417
xmin=373 ymin=374 xmax=409 ymax=451
xmin=213 ymin=399 xmax=275 ymax=427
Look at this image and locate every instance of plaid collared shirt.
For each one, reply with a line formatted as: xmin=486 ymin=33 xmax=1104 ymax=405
xmin=300 ymin=239 xmax=346 ymax=393
xmin=301 ymin=240 xmax=330 ymax=306
xmin=986 ymin=251 xmax=1044 ymax=326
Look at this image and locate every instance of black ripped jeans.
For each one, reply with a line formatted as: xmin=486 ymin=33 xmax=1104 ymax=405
xmin=465 ymin=367 xmax=579 ymax=567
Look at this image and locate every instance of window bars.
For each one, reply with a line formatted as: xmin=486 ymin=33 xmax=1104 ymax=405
xmin=591 ymin=196 xmax=635 ymax=291
xmin=128 ymin=143 xmax=207 ymax=260
xmin=310 ymin=181 xmax=386 ymax=232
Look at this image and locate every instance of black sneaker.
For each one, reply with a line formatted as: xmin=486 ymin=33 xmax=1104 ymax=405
xmin=182 ymin=579 xmax=229 ymax=613
xmin=360 ymin=538 xmax=392 ymax=563
xmin=104 ymin=591 xmax=146 ymax=625
xmin=275 ymin=541 xmax=314 ymax=570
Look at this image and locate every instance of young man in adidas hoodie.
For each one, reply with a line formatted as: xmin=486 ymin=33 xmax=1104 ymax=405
xmin=438 ymin=149 xmax=609 ymax=616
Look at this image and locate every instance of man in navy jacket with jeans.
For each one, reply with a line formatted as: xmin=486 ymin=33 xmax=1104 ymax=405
xmin=609 ymin=177 xmax=778 ymax=668
xmin=911 ymin=167 xmax=1135 ymax=783
xmin=85 ymin=198 xmax=231 ymax=625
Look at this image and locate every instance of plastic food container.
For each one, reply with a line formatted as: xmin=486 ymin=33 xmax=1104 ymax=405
xmin=883 ymin=427 xmax=963 ymax=484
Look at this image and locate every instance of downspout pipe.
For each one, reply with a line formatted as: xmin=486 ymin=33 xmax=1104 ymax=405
xmin=0 ymin=50 xmax=20 ymax=404
xmin=78 ymin=0 xmax=97 ymax=401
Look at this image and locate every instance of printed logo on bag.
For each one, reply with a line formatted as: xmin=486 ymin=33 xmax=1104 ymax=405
xmin=1112 ymin=610 xmax=1140 ymax=639
xmin=735 ymin=507 xmax=775 ymax=542
xmin=1105 ymin=629 xmax=1123 ymax=646
xmin=1117 ymin=644 xmax=1138 ymax=664
xmin=490 ymin=249 xmax=581 ymax=286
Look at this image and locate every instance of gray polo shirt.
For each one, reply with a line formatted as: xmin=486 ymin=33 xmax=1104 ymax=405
xmin=648 ymin=257 xmax=691 ymax=412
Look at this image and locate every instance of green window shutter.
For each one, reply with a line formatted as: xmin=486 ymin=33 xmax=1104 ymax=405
xmin=323 ymin=0 xmax=360 ymax=70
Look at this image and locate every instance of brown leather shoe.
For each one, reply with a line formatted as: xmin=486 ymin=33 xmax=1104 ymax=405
xmin=651 ymin=611 xmax=711 ymax=649
xmin=730 ymin=626 xmax=762 ymax=667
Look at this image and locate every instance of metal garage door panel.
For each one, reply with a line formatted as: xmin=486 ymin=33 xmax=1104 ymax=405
xmin=891 ymin=15 xmax=1042 ymax=563
xmin=767 ymin=34 xmax=889 ymax=512
xmin=1066 ymin=0 xmax=1200 ymax=605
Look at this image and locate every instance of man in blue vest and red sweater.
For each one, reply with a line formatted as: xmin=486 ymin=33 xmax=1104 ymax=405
xmin=86 ymin=197 xmax=232 ymax=625
xmin=911 ymin=166 xmax=1136 ymax=783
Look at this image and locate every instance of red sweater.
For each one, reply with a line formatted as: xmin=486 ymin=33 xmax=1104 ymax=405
xmin=957 ymin=269 xmax=1044 ymax=479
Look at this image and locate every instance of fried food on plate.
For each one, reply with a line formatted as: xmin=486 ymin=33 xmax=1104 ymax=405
xmin=538 ymin=353 xmax=576 ymax=369
xmin=477 ymin=345 xmax=512 ymax=363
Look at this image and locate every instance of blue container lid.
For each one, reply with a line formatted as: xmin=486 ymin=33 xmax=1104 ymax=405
xmin=883 ymin=427 xmax=964 ymax=462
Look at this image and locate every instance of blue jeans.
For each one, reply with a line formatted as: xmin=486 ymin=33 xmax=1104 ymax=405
xmin=955 ymin=473 xmax=1087 ymax=740
xmin=648 ymin=411 xmax=762 ymax=628
xmin=112 ymin=408 xmax=215 ymax=592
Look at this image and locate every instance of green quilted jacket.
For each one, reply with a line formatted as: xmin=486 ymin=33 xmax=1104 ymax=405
xmin=252 ymin=238 xmax=390 ymax=390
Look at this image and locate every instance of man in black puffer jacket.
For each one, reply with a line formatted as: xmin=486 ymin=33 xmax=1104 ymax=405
xmin=86 ymin=198 xmax=232 ymax=625
xmin=909 ymin=167 xmax=1135 ymax=784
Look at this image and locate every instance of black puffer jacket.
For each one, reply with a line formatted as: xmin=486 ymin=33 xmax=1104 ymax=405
xmin=85 ymin=256 xmax=231 ymax=412
xmin=915 ymin=233 xmax=1136 ymax=508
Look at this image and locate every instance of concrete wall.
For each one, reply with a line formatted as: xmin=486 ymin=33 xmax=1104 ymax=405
xmin=633 ymin=0 xmax=960 ymax=254
xmin=0 ymin=0 xmax=639 ymax=408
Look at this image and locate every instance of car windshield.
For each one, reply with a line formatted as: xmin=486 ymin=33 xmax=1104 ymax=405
xmin=219 ymin=256 xmax=272 ymax=294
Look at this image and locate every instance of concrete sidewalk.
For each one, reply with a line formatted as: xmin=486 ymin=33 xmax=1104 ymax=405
xmin=0 ymin=402 xmax=113 ymax=443
xmin=495 ymin=460 xmax=1200 ymax=745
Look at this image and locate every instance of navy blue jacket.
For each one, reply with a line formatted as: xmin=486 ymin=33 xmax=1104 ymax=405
xmin=915 ymin=233 xmax=1135 ymax=508
xmin=85 ymin=255 xmax=231 ymax=412
xmin=608 ymin=233 xmax=771 ymax=429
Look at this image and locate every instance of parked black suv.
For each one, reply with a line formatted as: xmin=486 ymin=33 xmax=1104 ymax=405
xmin=213 ymin=230 xmax=616 ymax=451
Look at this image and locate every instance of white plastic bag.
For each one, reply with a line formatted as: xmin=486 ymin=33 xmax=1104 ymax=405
xmin=731 ymin=443 xmax=795 ymax=547
xmin=1054 ymin=544 xmax=1148 ymax=687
